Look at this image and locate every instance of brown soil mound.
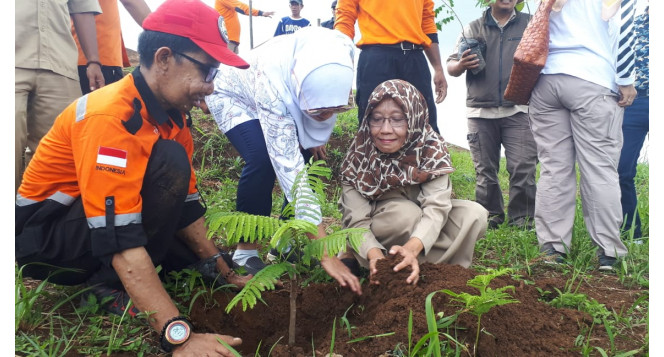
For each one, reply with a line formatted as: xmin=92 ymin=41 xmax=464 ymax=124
xmin=188 ymin=256 xmax=646 ymax=356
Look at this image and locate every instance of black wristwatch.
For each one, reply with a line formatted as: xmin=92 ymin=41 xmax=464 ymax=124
xmin=160 ymin=316 xmax=193 ymax=352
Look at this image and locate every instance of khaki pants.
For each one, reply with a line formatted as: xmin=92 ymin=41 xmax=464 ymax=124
xmin=528 ymin=74 xmax=627 ymax=258
xmin=351 ymin=199 xmax=488 ymax=269
xmin=15 ymin=68 xmax=81 ymax=191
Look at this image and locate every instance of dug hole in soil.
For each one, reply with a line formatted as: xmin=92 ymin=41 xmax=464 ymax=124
xmin=188 ymin=255 xmax=646 ymax=356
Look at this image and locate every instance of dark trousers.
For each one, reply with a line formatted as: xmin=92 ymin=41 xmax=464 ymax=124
xmin=225 ymin=119 xmax=312 ymax=219
xmin=618 ymin=96 xmax=649 ymax=239
xmin=356 ymin=46 xmax=438 ymax=133
xmin=77 ymin=65 xmax=125 ymax=95
xmin=467 ymin=112 xmax=538 ymax=224
xmin=17 ymin=140 xmax=200 ymax=288
xmin=225 ymin=120 xmax=277 ymax=216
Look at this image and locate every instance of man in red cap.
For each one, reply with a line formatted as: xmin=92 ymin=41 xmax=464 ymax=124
xmin=16 ymin=0 xmax=249 ymax=354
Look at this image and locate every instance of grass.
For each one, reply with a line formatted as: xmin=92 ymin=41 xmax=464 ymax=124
xmin=14 ymin=108 xmax=649 ymax=356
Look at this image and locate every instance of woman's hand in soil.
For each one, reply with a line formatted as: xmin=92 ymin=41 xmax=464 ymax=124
xmin=389 ymin=244 xmax=421 ymax=285
xmin=308 ymin=145 xmax=327 ymax=160
xmin=367 ymin=248 xmax=386 ymax=285
xmin=321 ymin=255 xmax=362 ymax=295
xmin=173 ymin=333 xmax=242 ymax=356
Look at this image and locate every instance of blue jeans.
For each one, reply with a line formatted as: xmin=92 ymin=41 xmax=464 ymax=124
xmin=618 ymin=96 xmax=649 ymax=239
xmin=225 ymin=119 xmax=312 ymax=220
xmin=225 ymin=120 xmax=276 ymax=216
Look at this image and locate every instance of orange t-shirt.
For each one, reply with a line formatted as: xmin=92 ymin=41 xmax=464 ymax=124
xmin=72 ymin=0 xmax=123 ymax=66
xmin=334 ymin=0 xmax=436 ymax=48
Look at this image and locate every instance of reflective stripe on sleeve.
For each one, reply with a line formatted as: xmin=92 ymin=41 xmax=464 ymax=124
xmin=185 ymin=192 xmax=200 ymax=202
xmin=76 ymin=95 xmax=89 ymax=122
xmin=87 ymin=213 xmax=142 ymax=228
xmin=16 ymin=191 xmax=76 ymax=207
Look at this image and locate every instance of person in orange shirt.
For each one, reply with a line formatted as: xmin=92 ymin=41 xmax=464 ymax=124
xmin=334 ymin=0 xmax=448 ymax=133
xmin=72 ymin=0 xmax=152 ymax=94
xmin=16 ymin=1 xmax=251 ymax=354
xmin=215 ymin=0 xmax=275 ymax=53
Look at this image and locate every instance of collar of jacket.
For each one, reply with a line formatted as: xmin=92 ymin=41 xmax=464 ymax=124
xmin=483 ymin=7 xmax=519 ymax=28
xmin=131 ymin=67 xmax=185 ymax=129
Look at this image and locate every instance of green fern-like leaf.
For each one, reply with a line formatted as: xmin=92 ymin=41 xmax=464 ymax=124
xmin=226 ymin=263 xmax=296 ymax=313
xmin=269 ymin=219 xmax=318 ymax=249
xmin=304 ymin=228 xmax=368 ymax=261
xmin=207 ymin=213 xmax=283 ymax=245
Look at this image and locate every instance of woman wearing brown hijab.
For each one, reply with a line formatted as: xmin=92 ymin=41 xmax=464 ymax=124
xmin=339 ymin=79 xmax=488 ymax=285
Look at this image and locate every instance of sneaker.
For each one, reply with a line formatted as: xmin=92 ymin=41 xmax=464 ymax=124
xmin=233 ymin=256 xmax=267 ymax=275
xmin=598 ymin=254 xmax=618 ymax=271
xmin=267 ymin=247 xmax=318 ymax=266
xmin=542 ymin=248 xmax=567 ymax=265
xmin=487 ymin=220 xmax=500 ymax=230
xmin=509 ymin=217 xmax=534 ymax=231
xmin=83 ymin=284 xmax=140 ymax=317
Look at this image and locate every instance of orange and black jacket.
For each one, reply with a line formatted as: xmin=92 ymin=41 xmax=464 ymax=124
xmin=16 ymin=69 xmax=204 ymax=264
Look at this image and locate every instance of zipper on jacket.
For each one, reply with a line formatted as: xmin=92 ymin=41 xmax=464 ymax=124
xmin=499 ymin=27 xmax=505 ymax=106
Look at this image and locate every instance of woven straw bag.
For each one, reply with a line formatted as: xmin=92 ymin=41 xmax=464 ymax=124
xmin=504 ymin=0 xmax=556 ymax=105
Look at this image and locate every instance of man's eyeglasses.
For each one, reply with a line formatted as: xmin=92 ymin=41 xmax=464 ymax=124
xmin=172 ymin=51 xmax=219 ymax=83
xmin=367 ymin=116 xmax=407 ymax=128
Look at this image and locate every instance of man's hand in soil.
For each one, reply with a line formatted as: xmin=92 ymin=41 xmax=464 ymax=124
xmin=321 ymin=255 xmax=362 ymax=295
xmin=225 ymin=271 xmax=252 ymax=289
xmin=173 ymin=333 xmax=242 ymax=357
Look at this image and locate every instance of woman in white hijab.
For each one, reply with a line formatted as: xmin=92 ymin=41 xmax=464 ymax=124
xmin=204 ymin=27 xmax=361 ymax=294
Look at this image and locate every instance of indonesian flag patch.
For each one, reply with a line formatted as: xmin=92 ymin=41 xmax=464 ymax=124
xmin=97 ymin=146 xmax=128 ymax=168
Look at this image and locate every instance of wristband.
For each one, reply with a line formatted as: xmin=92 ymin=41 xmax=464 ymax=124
xmin=86 ymin=60 xmax=102 ymax=68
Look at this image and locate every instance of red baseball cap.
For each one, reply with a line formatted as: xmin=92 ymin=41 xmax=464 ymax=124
xmin=142 ymin=0 xmax=249 ymax=69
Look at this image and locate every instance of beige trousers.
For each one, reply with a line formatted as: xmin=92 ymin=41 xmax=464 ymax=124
xmin=351 ymin=199 xmax=488 ymax=269
xmin=15 ymin=68 xmax=81 ymax=191
xmin=528 ymin=74 xmax=628 ymax=258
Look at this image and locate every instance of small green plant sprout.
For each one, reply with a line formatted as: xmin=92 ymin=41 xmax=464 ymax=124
xmin=440 ymin=268 xmax=519 ymax=356
xmin=206 ymin=159 xmax=366 ymax=348
xmin=340 ymin=304 xmax=356 ymax=338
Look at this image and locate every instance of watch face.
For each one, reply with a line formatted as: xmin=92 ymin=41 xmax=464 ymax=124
xmin=167 ymin=321 xmax=191 ymax=344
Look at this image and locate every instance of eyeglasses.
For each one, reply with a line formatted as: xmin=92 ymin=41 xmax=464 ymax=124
xmin=367 ymin=116 xmax=407 ymax=128
xmin=303 ymin=94 xmax=356 ymax=117
xmin=292 ymin=69 xmax=355 ymax=117
xmin=172 ymin=51 xmax=219 ymax=83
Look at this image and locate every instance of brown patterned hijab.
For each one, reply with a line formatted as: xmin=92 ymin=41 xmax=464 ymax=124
xmin=340 ymin=79 xmax=454 ymax=200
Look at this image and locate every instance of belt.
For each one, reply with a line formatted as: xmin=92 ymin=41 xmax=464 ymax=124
xmin=362 ymin=41 xmax=424 ymax=51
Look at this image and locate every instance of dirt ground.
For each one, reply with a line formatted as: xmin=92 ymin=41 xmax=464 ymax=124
xmin=186 ymin=256 xmax=647 ymax=357
xmin=182 ymin=112 xmax=648 ymax=357
xmin=19 ymin=108 xmax=645 ymax=357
